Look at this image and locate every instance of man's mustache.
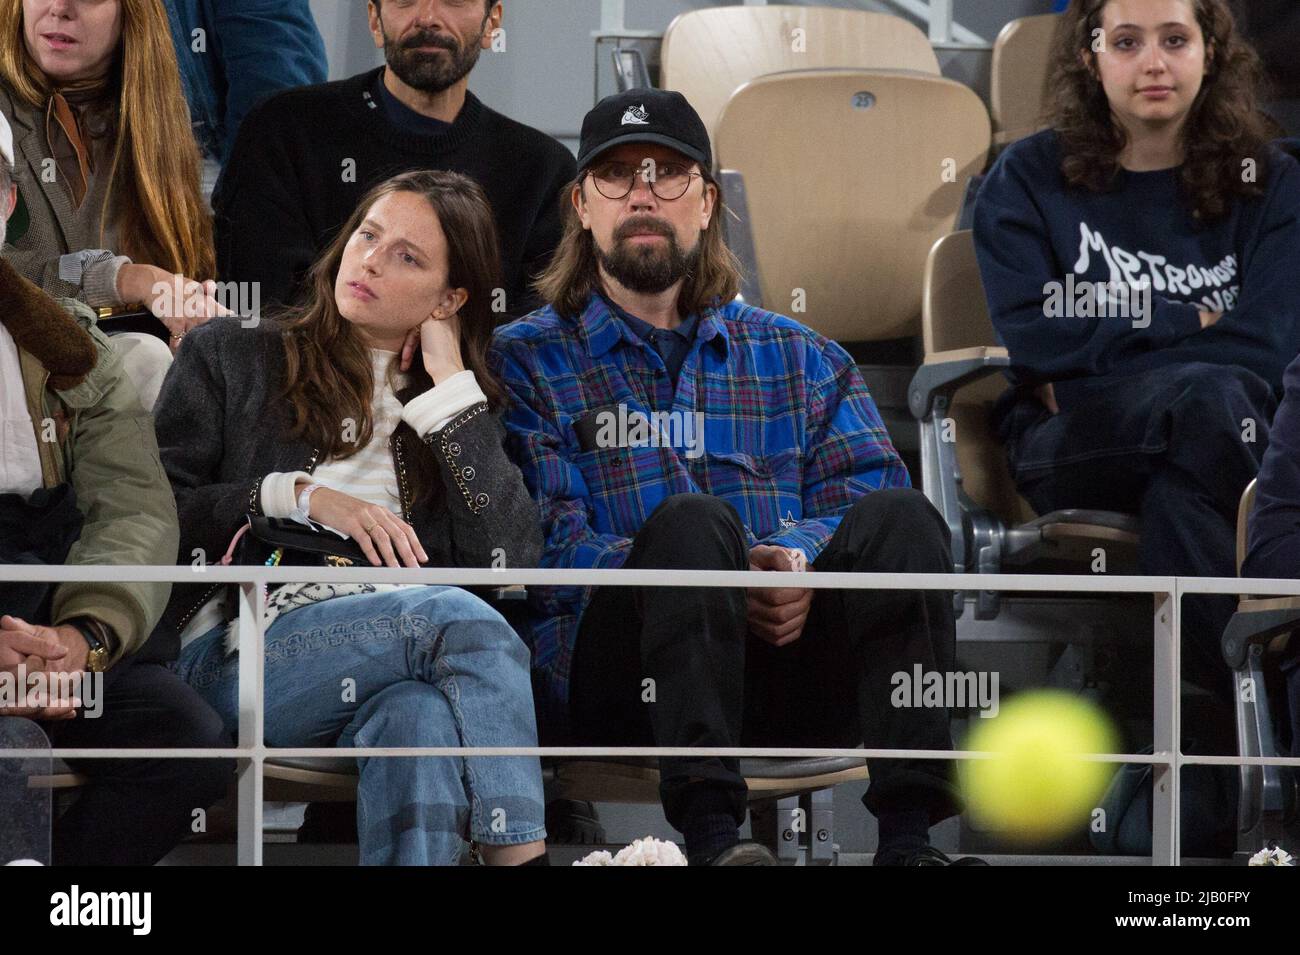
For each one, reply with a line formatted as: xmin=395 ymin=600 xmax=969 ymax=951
xmin=614 ymin=217 xmax=675 ymax=243
xmin=402 ymin=31 xmax=458 ymax=53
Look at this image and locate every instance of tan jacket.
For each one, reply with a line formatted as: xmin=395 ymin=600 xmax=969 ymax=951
xmin=3 ymin=258 xmax=177 ymax=665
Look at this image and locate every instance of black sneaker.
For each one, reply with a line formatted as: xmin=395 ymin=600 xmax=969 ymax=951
xmin=875 ymin=844 xmax=988 ymax=866
xmin=706 ymin=841 xmax=779 ymax=865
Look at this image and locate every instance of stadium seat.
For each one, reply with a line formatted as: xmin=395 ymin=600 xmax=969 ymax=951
xmin=990 ymin=13 xmax=1059 ymax=149
xmin=1222 ymin=479 xmax=1299 ymax=858
xmin=263 ymin=758 xmax=359 ymax=803
xmin=908 ymin=230 xmax=1139 ymax=619
xmin=715 ymin=70 xmax=989 ymax=345
xmin=27 ymin=765 xmax=87 ymax=791
xmin=661 ymin=5 xmax=940 ymax=142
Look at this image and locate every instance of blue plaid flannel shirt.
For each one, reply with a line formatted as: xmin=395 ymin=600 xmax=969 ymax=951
xmin=491 ymin=292 xmax=909 ymax=710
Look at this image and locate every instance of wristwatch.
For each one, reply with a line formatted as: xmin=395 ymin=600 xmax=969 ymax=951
xmin=69 ymin=618 xmax=114 ymax=673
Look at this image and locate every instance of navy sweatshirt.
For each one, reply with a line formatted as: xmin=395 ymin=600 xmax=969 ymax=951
xmin=973 ymin=130 xmax=1300 ymax=411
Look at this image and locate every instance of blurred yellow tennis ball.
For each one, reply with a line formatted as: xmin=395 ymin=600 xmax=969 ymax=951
xmin=960 ymin=690 xmax=1117 ymax=842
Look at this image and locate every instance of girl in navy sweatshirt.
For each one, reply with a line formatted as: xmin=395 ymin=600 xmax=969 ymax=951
xmin=974 ymin=0 xmax=1300 ymax=704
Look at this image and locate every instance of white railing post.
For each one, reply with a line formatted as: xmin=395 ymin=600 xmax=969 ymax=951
xmin=927 ymin=0 xmax=954 ymax=44
xmin=1151 ymin=586 xmax=1181 ymax=865
xmin=236 ymin=579 xmax=265 ymax=866
xmin=599 ymin=0 xmax=624 ymax=32
xmin=877 ymin=0 xmax=986 ymax=46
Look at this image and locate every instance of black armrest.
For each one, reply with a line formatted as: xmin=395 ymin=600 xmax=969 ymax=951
xmin=907 ymin=349 xmax=1009 ymax=420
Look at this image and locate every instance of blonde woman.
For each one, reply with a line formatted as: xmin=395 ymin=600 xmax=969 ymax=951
xmin=0 ymin=0 xmax=225 ymax=407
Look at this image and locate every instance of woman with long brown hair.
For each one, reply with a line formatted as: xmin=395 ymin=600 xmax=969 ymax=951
xmin=0 ymin=0 xmax=224 ymax=407
xmin=974 ymin=0 xmax=1300 ymax=706
xmin=154 ymin=169 xmax=548 ymax=865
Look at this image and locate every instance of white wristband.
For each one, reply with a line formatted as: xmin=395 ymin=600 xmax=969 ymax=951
xmin=290 ymin=483 xmax=322 ymax=526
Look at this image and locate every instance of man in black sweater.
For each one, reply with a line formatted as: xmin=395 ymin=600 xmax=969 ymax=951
xmin=213 ymin=0 xmax=575 ymax=316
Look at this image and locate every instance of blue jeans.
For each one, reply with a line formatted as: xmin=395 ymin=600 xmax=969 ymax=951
xmin=175 ymin=586 xmax=546 ymax=865
xmin=996 ymin=361 xmax=1276 ymax=701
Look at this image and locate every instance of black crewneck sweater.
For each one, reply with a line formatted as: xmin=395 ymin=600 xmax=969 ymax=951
xmin=212 ymin=67 xmax=576 ymax=316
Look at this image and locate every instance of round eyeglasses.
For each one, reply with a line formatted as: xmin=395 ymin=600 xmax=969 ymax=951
xmin=587 ymin=161 xmax=703 ymax=201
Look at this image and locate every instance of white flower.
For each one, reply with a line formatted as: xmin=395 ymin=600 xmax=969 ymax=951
xmin=572 ymin=838 xmax=688 ymax=866
xmin=1248 ymin=846 xmax=1295 ymax=866
xmin=610 ymin=837 xmax=688 ymax=866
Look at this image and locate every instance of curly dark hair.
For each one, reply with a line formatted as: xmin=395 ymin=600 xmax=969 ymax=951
xmin=1046 ymin=0 xmax=1279 ymax=222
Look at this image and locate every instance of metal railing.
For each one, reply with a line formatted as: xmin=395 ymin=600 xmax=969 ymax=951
xmin=5 ymin=564 xmax=1300 ymax=865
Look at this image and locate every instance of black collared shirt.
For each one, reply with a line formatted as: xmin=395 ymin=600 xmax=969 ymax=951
xmin=603 ymin=295 xmax=700 ymax=390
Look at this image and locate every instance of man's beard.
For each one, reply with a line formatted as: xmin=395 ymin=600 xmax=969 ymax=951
xmin=382 ymin=19 xmax=486 ymax=94
xmin=596 ymin=217 xmax=701 ymax=295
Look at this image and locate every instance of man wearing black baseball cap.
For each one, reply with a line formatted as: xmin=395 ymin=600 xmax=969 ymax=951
xmin=494 ymin=90 xmax=975 ymax=865
xmin=575 ymin=88 xmax=712 ymax=171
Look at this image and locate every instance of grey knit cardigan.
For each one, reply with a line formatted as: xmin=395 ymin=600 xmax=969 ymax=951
xmin=142 ymin=316 xmax=542 ymax=661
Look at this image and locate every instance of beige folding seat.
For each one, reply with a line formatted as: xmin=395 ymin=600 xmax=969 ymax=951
xmin=714 ymin=69 xmax=988 ymax=345
xmin=990 ymin=13 xmax=1060 ymax=149
xmin=661 ymin=5 xmax=940 ymax=142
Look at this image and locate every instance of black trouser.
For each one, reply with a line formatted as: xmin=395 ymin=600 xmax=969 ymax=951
xmin=45 ymin=660 xmax=232 ymax=866
xmin=999 ymin=362 xmax=1274 ymax=702
xmin=570 ymin=489 xmax=961 ymax=833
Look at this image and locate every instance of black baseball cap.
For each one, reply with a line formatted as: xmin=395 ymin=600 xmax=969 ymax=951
xmin=576 ymin=88 xmax=712 ymax=173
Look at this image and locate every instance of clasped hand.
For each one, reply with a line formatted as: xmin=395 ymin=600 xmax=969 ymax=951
xmin=747 ymin=545 xmax=813 ymax=647
xmin=0 ymin=616 xmax=87 ymax=720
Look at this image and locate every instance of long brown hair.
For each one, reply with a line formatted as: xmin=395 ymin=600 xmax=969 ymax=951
xmin=279 ymin=170 xmax=506 ymax=491
xmin=1046 ymin=0 xmax=1277 ymax=222
xmin=0 ymin=0 xmax=213 ymax=277
xmin=534 ymin=170 xmax=741 ymax=318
